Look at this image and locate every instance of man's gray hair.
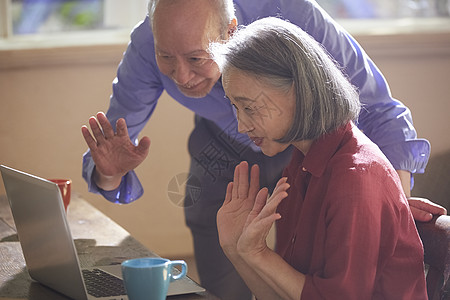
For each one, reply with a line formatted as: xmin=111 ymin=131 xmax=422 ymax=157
xmin=210 ymin=17 xmax=361 ymax=142
xmin=148 ymin=0 xmax=236 ymax=34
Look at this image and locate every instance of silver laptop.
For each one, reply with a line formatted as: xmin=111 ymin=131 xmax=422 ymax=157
xmin=0 ymin=165 xmax=205 ymax=300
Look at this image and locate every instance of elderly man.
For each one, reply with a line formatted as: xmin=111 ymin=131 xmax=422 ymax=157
xmin=81 ymin=0 xmax=446 ymax=299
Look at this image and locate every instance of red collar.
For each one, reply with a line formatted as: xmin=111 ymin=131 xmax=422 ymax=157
xmin=298 ymin=122 xmax=355 ymax=177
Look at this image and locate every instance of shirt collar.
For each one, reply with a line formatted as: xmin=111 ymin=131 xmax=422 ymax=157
xmin=301 ymin=122 xmax=354 ymax=177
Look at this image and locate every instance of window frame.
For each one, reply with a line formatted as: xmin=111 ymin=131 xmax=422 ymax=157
xmin=0 ymin=0 xmax=12 ymax=38
xmin=1 ymin=0 xmax=449 ymax=71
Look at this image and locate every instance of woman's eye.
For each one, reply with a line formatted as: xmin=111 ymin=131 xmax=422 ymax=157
xmin=244 ymin=106 xmax=255 ymax=115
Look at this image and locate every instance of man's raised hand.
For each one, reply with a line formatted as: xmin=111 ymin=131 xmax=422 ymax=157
xmin=81 ymin=112 xmax=150 ymax=190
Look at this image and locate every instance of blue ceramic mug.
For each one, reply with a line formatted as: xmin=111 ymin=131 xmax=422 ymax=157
xmin=121 ymin=257 xmax=187 ymax=300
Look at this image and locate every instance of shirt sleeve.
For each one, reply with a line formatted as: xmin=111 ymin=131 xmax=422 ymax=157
xmin=82 ymin=16 xmax=164 ymax=204
xmin=279 ymin=0 xmax=430 ymax=175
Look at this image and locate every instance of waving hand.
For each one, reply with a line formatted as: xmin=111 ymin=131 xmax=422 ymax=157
xmin=81 ymin=112 xmax=151 ymax=190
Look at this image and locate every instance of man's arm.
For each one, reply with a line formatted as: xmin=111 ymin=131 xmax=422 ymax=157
xmin=82 ymin=17 xmax=164 ymax=203
xmin=397 ymin=170 xmax=447 ymax=221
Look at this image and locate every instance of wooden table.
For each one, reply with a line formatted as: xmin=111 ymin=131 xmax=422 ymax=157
xmin=0 ymin=194 xmax=217 ymax=300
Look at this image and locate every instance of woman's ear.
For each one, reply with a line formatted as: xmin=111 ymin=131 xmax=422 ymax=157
xmin=227 ymin=18 xmax=237 ymax=38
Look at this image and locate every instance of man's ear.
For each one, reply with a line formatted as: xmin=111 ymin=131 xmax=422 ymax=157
xmin=227 ymin=18 xmax=237 ymax=37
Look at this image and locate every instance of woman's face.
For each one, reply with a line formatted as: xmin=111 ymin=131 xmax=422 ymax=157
xmin=222 ymin=68 xmax=296 ymax=157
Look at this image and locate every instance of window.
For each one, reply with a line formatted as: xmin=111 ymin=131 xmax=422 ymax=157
xmin=316 ymin=0 xmax=450 ymax=35
xmin=317 ymin=0 xmax=450 ymax=19
xmin=1 ymin=0 xmax=148 ymax=38
xmin=0 ymin=0 xmax=449 ymax=45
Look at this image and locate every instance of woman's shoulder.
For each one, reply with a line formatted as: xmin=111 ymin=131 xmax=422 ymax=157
xmin=332 ymin=125 xmax=393 ymax=173
xmin=325 ymin=126 xmax=402 ymax=200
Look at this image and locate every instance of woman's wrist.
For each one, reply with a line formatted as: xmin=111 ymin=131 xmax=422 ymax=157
xmin=239 ymin=246 xmax=272 ymax=268
xmin=223 ymin=244 xmax=240 ymax=259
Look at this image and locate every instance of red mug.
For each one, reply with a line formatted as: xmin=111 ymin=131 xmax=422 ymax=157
xmin=49 ymin=179 xmax=72 ymax=212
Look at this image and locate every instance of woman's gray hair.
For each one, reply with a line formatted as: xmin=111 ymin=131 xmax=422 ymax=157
xmin=148 ymin=0 xmax=236 ymax=36
xmin=210 ymin=17 xmax=361 ymax=142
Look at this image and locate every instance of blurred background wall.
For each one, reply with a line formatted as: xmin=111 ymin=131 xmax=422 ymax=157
xmin=1 ymin=30 xmax=449 ymax=258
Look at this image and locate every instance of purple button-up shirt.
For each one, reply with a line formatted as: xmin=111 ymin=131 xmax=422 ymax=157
xmin=83 ymin=0 xmax=430 ymax=204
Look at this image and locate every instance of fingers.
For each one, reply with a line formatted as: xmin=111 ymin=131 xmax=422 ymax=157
xmin=408 ymin=197 xmax=448 ymax=216
xmin=410 ymin=206 xmax=433 ymax=223
xmin=261 ymin=189 xmax=288 ymax=218
xmin=237 ymin=161 xmax=249 ymax=199
xmin=88 ymin=115 xmax=105 ymax=143
xmin=83 ymin=112 xmax=122 ymax=145
xmin=81 ymin=125 xmax=97 ymax=150
xmin=96 ymin=112 xmax=115 ymax=139
xmin=255 ymin=178 xmax=289 ymax=220
xmin=255 ymin=212 xmax=282 ymax=230
xmin=231 ymin=163 xmax=240 ymax=200
xmin=408 ymin=197 xmax=447 ymax=222
xmin=231 ymin=161 xmax=249 ymax=199
xmin=252 ymin=188 xmax=269 ymax=214
xmin=248 ymin=164 xmax=260 ymax=200
xmin=224 ymin=182 xmax=233 ymax=205
xmin=228 ymin=164 xmax=288 ymax=222
xmin=137 ymin=136 xmax=151 ymax=156
xmin=115 ymin=118 xmax=129 ymax=137
xmin=230 ymin=161 xmax=260 ymax=201
xmin=267 ymin=177 xmax=288 ymax=201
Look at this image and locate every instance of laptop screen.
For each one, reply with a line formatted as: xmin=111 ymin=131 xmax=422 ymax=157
xmin=1 ymin=165 xmax=89 ymax=300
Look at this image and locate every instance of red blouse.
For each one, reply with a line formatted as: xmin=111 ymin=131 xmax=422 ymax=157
xmin=276 ymin=122 xmax=427 ymax=299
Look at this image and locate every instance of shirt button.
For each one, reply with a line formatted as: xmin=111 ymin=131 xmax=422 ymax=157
xmin=302 ymin=167 xmax=307 ymax=172
xmin=291 ymin=236 xmax=296 ymax=244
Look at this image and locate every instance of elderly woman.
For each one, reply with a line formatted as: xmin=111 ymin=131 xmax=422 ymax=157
xmin=213 ymin=17 xmax=427 ymax=299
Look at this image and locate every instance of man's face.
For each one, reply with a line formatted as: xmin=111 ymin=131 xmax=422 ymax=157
xmin=152 ymin=0 xmax=225 ymax=98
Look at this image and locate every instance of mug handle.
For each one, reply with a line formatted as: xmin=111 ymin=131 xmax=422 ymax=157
xmin=169 ymin=260 xmax=187 ymax=281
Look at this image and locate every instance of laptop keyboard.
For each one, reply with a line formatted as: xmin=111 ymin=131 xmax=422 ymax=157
xmin=82 ymin=268 xmax=126 ymax=298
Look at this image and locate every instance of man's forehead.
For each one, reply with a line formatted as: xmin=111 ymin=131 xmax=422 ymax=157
xmin=153 ymin=0 xmax=216 ymax=20
xmin=152 ymin=0 xmax=222 ymax=33
xmin=153 ymin=25 xmax=221 ymax=56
